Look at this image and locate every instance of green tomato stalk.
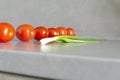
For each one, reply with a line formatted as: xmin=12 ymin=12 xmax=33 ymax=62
xmin=40 ymin=36 xmax=101 ymax=45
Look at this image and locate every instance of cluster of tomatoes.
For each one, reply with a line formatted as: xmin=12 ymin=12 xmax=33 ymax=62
xmin=0 ymin=22 xmax=76 ymax=43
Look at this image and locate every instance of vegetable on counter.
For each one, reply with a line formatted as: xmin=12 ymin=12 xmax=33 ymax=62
xmin=39 ymin=26 xmax=101 ymax=45
xmin=0 ymin=21 xmax=101 ymax=45
xmin=40 ymin=36 xmax=101 ymax=45
xmin=48 ymin=27 xmax=59 ymax=37
xmin=66 ymin=28 xmax=76 ymax=36
xmin=57 ymin=26 xmax=67 ymax=36
xmin=0 ymin=22 xmax=15 ymax=42
xmin=16 ymin=24 xmax=35 ymax=41
xmin=34 ymin=26 xmax=49 ymax=40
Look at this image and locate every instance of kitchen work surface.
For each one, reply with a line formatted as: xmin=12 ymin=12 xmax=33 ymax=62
xmin=0 ymin=40 xmax=120 ymax=80
xmin=0 ymin=0 xmax=120 ymax=80
xmin=0 ymin=71 xmax=44 ymax=80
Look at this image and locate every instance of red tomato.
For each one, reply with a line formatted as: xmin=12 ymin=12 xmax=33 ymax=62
xmin=0 ymin=22 xmax=15 ymax=42
xmin=48 ymin=28 xmax=59 ymax=37
xmin=16 ymin=24 xmax=35 ymax=41
xmin=66 ymin=28 xmax=76 ymax=36
xmin=35 ymin=26 xmax=48 ymax=40
xmin=57 ymin=26 xmax=67 ymax=36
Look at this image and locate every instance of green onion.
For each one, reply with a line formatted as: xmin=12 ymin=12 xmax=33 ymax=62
xmin=40 ymin=36 xmax=101 ymax=45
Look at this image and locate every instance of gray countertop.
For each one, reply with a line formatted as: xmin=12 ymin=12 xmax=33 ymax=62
xmin=0 ymin=0 xmax=120 ymax=79
xmin=0 ymin=40 xmax=120 ymax=80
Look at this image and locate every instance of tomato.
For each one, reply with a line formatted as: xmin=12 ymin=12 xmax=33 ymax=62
xmin=48 ymin=28 xmax=59 ymax=37
xmin=57 ymin=26 xmax=67 ymax=36
xmin=35 ymin=26 xmax=48 ymax=40
xmin=66 ymin=28 xmax=76 ymax=36
xmin=16 ymin=24 xmax=35 ymax=41
xmin=0 ymin=22 xmax=15 ymax=42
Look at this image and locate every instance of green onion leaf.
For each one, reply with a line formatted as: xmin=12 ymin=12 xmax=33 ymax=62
xmin=40 ymin=36 xmax=101 ymax=45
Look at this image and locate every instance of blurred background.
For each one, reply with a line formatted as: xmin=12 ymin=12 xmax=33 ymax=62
xmin=0 ymin=0 xmax=120 ymax=39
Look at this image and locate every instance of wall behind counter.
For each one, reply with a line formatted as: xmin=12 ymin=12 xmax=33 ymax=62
xmin=0 ymin=0 xmax=120 ymax=39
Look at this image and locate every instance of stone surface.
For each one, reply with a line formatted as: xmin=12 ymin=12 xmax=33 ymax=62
xmin=0 ymin=40 xmax=120 ymax=80
xmin=0 ymin=72 xmax=44 ymax=80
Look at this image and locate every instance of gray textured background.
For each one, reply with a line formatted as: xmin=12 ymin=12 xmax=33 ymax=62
xmin=0 ymin=0 xmax=120 ymax=39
